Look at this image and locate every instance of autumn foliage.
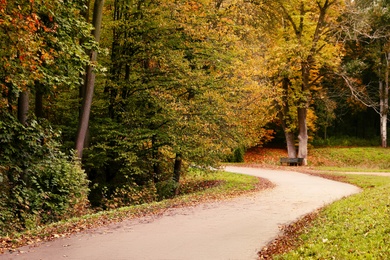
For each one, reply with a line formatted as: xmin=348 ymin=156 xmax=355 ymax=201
xmin=1 ymin=0 xmax=390 ymax=238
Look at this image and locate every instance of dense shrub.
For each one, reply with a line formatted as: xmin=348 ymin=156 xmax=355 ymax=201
xmin=84 ymin=120 xmax=181 ymax=208
xmin=226 ymin=147 xmax=245 ymax=163
xmin=101 ymin=182 xmax=158 ymax=209
xmin=0 ymin=114 xmax=89 ymax=235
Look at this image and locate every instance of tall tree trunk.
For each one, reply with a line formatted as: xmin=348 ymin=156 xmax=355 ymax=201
xmin=16 ymin=90 xmax=29 ymax=225
xmin=173 ymin=153 xmax=182 ymax=182
xmin=297 ymin=107 xmax=308 ymax=163
xmin=279 ymin=77 xmax=297 ymax=158
xmin=151 ymin=135 xmax=161 ymax=183
xmin=173 ymin=153 xmax=182 ymax=195
xmin=298 ymin=63 xmax=310 ymax=165
xmin=284 ymin=131 xmax=297 ymax=158
xmin=75 ymin=0 xmax=105 ymax=159
xmin=35 ymin=88 xmax=43 ymax=118
xmin=380 ymin=54 xmax=389 ymax=148
xmin=79 ymin=0 xmax=90 ymax=117
xmin=385 ymin=55 xmax=389 ymax=148
xmin=379 ymin=80 xmax=386 ymax=147
xmin=17 ymin=90 xmax=29 ymax=125
xmin=279 ymin=108 xmax=297 ymax=157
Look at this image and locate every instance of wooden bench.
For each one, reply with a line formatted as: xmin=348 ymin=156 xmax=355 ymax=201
xmin=280 ymin=157 xmax=304 ymax=166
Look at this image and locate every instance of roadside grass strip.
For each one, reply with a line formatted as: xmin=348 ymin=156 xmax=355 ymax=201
xmin=275 ymin=174 xmax=390 ymax=259
xmin=1 ymin=170 xmax=263 ymax=252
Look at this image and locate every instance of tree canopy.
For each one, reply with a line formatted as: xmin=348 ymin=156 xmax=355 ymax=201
xmin=1 ymin=0 xmax=389 ymax=233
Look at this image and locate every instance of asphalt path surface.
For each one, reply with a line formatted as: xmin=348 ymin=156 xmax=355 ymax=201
xmin=3 ymin=166 xmax=361 ymax=260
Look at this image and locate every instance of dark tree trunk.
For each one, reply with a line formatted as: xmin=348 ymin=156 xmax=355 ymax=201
xmin=173 ymin=153 xmax=182 ymax=195
xmin=173 ymin=153 xmax=182 ymax=183
xmin=79 ymin=0 xmax=90 ymax=118
xmin=75 ymin=0 xmax=105 ymax=159
xmin=17 ymin=91 xmax=29 ymax=125
xmin=35 ymin=89 xmax=43 ymax=118
xmin=151 ymin=135 xmax=161 ymax=183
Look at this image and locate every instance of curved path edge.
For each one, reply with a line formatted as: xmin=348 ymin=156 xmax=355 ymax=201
xmin=3 ymin=167 xmax=361 ymax=260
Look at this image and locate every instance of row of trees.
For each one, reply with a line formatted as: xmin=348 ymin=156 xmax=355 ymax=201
xmin=1 ymin=0 xmax=389 ymax=232
xmin=0 ymin=0 xmax=92 ymax=233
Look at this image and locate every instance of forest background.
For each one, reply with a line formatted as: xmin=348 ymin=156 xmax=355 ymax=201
xmin=1 ymin=0 xmax=390 ymax=235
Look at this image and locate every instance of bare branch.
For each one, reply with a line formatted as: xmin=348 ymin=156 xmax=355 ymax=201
xmin=337 ymin=72 xmax=380 ymax=114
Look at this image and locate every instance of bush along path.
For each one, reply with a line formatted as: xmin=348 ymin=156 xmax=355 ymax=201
xmin=3 ymin=166 xmax=360 ymax=260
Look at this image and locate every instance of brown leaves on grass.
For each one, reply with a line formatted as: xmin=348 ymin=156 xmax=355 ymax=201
xmin=244 ymin=147 xmax=287 ymax=165
xmin=255 ymin=177 xmax=276 ymax=191
xmin=242 ymin=147 xmax=350 ymax=259
xmin=247 ymin=148 xmax=350 ymax=259
xmin=178 ymin=180 xmax=224 ymax=195
xmin=1 ymin=176 xmax=274 ymax=254
xmin=259 ymin=210 xmax=320 ymax=259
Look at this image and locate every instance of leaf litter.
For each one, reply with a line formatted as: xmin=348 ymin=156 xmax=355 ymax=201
xmin=1 ymin=175 xmax=274 ymax=254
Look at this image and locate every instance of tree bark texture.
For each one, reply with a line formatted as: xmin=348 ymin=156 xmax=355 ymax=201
xmin=279 ymin=77 xmax=297 ymax=158
xmin=17 ymin=90 xmax=29 ymax=125
xmin=297 ymin=107 xmax=308 ymax=164
xmin=385 ymin=57 xmax=389 ymax=148
xmin=284 ymin=131 xmax=297 ymax=158
xmin=173 ymin=153 xmax=182 ymax=195
xmin=75 ymin=0 xmax=105 ymax=158
xmin=379 ymin=55 xmax=389 ymax=148
xmin=298 ymin=63 xmax=310 ymax=166
xmin=35 ymin=89 xmax=43 ymax=118
xmin=173 ymin=153 xmax=182 ymax=183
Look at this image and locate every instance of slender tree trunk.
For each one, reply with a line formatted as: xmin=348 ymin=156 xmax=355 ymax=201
xmin=173 ymin=153 xmax=182 ymax=195
xmin=79 ymin=0 xmax=90 ymax=117
xmin=297 ymin=107 xmax=308 ymax=163
xmin=173 ymin=153 xmax=182 ymax=182
xmin=151 ymin=135 xmax=161 ymax=183
xmin=17 ymin=90 xmax=29 ymax=125
xmin=379 ymin=80 xmax=386 ymax=147
xmin=75 ymin=0 xmax=105 ymax=158
xmin=385 ymin=56 xmax=389 ymax=148
xmin=298 ymin=63 xmax=310 ymax=165
xmin=380 ymin=54 xmax=389 ymax=148
xmin=35 ymin=88 xmax=43 ymax=118
xmin=15 ymin=90 xmax=30 ymax=225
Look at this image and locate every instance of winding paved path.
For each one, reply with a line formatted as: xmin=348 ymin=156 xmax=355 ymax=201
xmin=3 ymin=167 xmax=361 ymax=260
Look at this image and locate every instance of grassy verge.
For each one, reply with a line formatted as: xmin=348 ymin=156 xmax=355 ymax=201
xmin=309 ymin=147 xmax=390 ymax=169
xmin=271 ymin=172 xmax=390 ymax=259
xmin=250 ymin=146 xmax=390 ymax=259
xmin=1 ymin=169 xmax=267 ymax=253
xmin=246 ymin=146 xmax=390 ymax=170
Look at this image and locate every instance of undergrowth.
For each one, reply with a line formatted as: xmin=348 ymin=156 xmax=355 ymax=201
xmin=0 ymin=169 xmax=267 ymax=253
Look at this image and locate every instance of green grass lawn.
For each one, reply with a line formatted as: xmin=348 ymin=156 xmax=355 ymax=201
xmin=4 ymin=146 xmax=390 ymax=258
xmin=274 ymin=173 xmax=390 ymax=259
xmin=272 ymin=147 xmax=390 ymax=259
xmin=309 ymin=147 xmax=390 ymax=169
